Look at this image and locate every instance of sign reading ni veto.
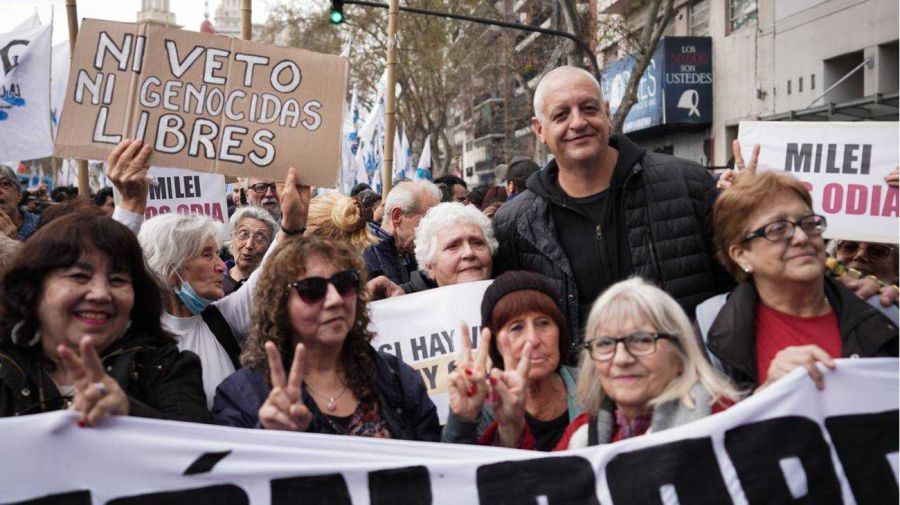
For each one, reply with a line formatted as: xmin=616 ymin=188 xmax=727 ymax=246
xmin=54 ymin=19 xmax=348 ymax=186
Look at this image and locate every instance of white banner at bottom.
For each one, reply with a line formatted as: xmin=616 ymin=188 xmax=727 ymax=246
xmin=0 ymin=359 xmax=896 ymax=504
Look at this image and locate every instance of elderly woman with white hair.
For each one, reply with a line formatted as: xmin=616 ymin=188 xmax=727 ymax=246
xmin=401 ymin=202 xmax=498 ymax=293
xmin=489 ymin=277 xmax=742 ymax=449
xmin=224 ymin=206 xmax=278 ymax=295
xmin=105 ymin=139 xmax=310 ymax=407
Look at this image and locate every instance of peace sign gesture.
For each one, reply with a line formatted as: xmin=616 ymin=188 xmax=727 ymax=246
xmin=490 ymin=340 xmax=532 ymax=448
xmin=717 ymin=139 xmax=761 ymax=191
xmin=58 ymin=336 xmax=130 ymax=427
xmin=258 ymin=341 xmax=312 ymax=431
xmin=448 ymin=323 xmax=491 ymax=422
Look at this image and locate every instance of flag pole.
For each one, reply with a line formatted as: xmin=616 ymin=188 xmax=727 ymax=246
xmin=65 ymin=0 xmax=89 ymax=196
xmin=241 ymin=0 xmax=252 ymax=40
xmin=382 ymin=0 xmax=399 ymax=198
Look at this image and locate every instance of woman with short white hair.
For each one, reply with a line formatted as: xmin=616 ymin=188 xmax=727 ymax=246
xmin=139 ymin=213 xmax=254 ymax=408
xmin=402 ymin=202 xmax=498 ymax=293
xmin=225 ymin=206 xmax=278 ymax=295
xmin=106 ymin=139 xmax=310 ymax=409
xmin=490 ymin=277 xmax=742 ymax=449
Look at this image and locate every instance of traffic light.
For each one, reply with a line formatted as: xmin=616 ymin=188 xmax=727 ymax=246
xmin=329 ymin=1 xmax=345 ymax=25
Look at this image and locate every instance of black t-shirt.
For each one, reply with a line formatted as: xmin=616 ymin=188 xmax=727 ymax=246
xmin=525 ymin=411 xmax=570 ymax=451
xmin=552 ymin=181 xmax=632 ymax=322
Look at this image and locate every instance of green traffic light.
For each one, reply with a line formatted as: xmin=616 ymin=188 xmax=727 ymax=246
xmin=329 ymin=9 xmax=345 ymax=24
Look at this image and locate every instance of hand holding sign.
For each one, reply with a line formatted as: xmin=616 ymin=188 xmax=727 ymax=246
xmin=107 ymin=139 xmax=152 ymax=215
xmin=490 ymin=340 xmax=532 ymax=448
xmin=717 ymin=139 xmax=761 ymax=191
xmin=277 ymin=167 xmax=311 ymax=239
xmin=259 ymin=341 xmax=312 ymax=431
xmin=758 ymin=344 xmax=836 ymax=392
xmin=58 ymin=336 xmax=130 ymax=427
xmin=448 ymin=324 xmax=491 ymax=422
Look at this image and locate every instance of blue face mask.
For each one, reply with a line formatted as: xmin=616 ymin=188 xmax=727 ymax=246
xmin=174 ymin=273 xmax=214 ymax=315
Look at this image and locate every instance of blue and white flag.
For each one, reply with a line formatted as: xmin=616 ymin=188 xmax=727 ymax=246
xmin=415 ymin=134 xmax=433 ymax=181
xmin=50 ymin=41 xmax=70 ymax=139
xmin=0 ymin=15 xmax=53 ymax=162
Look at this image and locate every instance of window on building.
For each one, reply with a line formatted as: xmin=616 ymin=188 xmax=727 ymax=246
xmin=799 ymin=77 xmax=803 ymax=92
xmin=691 ymin=0 xmax=710 ymax=36
xmin=811 ymin=74 xmax=816 ymax=90
xmin=787 ymin=80 xmax=792 ymax=95
xmin=728 ymin=0 xmax=757 ymax=33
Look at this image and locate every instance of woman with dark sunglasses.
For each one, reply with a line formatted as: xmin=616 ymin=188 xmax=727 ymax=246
xmin=211 ymin=236 xmax=441 ymax=441
xmin=696 ymin=171 xmax=898 ymax=394
xmin=490 ymin=278 xmax=741 ymax=450
xmin=831 ymin=240 xmax=899 ymax=286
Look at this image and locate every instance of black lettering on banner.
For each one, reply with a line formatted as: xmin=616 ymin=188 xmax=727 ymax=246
xmin=182 ymin=450 xmax=231 ymax=475
xmin=368 ymin=466 xmax=431 ymax=505
xmin=420 ymin=364 xmax=438 ymax=389
xmin=476 ymin=456 xmax=599 ymax=505
xmin=271 ymin=474 xmax=351 ymax=505
xmin=6 ymin=490 xmax=91 ymax=505
xmin=785 ymin=143 xmax=812 ymax=173
xmin=411 ymin=335 xmax=428 ymax=361
xmin=605 ymin=437 xmax=731 ymax=505
xmin=724 ymin=416 xmax=842 ymax=504
xmin=825 ymin=410 xmax=899 ymax=504
xmin=107 ymin=485 xmax=247 ymax=505
xmin=0 ymin=39 xmax=29 ymax=76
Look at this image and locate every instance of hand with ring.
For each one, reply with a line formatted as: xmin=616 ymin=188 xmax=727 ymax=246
xmin=58 ymin=336 xmax=130 ymax=426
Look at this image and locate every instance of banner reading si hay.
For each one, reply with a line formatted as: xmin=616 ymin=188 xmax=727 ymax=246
xmin=738 ymin=121 xmax=899 ymax=243
xmin=0 ymin=360 xmax=896 ymax=504
xmin=54 ymin=19 xmax=348 ymax=186
xmin=369 ymin=280 xmax=491 ymax=424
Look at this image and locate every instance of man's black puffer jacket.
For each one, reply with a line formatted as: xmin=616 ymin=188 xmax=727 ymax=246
xmin=493 ymin=134 xmax=732 ymax=355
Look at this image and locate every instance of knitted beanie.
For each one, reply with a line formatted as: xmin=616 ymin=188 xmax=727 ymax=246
xmin=481 ymin=270 xmax=562 ymax=329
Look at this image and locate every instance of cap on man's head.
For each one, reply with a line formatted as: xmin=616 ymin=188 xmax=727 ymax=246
xmin=0 ymin=165 xmax=21 ymax=191
xmin=493 ymin=163 xmax=509 ymax=182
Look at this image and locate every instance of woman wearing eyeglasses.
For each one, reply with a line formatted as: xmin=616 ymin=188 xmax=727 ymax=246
xmin=211 ymin=236 xmax=441 ymax=440
xmin=224 ymin=207 xmax=278 ymax=295
xmin=490 ymin=277 xmax=740 ymax=450
xmin=697 ymin=171 xmax=898 ymax=393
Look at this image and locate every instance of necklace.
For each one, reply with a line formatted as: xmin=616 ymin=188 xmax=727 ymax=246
xmin=304 ymin=382 xmax=348 ymax=412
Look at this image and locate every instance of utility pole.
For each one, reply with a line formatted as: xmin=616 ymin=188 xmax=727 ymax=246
xmin=65 ymin=0 xmax=90 ymax=196
xmin=382 ymin=0 xmax=399 ymax=198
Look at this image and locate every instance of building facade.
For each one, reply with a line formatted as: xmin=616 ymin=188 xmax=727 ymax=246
xmin=599 ymin=0 xmax=898 ymax=168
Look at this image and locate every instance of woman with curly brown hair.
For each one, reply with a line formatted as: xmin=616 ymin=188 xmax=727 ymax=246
xmin=211 ymin=236 xmax=440 ymax=440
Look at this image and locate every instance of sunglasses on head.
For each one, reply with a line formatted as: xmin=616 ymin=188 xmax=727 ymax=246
xmin=288 ymin=270 xmax=360 ymax=304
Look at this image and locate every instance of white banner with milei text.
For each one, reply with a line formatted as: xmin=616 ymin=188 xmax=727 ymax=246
xmin=0 ymin=359 xmax=895 ymax=504
xmin=112 ymin=166 xmax=228 ymax=239
xmin=369 ymin=280 xmax=492 ymax=424
xmin=738 ymin=121 xmax=899 ymax=244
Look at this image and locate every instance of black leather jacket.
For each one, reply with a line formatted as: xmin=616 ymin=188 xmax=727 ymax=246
xmin=0 ymin=330 xmax=210 ymax=423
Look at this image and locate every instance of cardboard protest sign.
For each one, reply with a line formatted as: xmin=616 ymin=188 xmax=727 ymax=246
xmin=369 ymin=280 xmax=492 ymax=424
xmin=738 ymin=121 xmax=899 ymax=244
xmin=55 ymin=19 xmax=348 ymax=186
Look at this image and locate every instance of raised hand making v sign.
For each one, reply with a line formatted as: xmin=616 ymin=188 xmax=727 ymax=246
xmin=58 ymin=336 xmax=130 ymax=427
xmin=258 ymin=341 xmax=313 ymax=431
xmin=447 ymin=323 xmax=492 ymax=422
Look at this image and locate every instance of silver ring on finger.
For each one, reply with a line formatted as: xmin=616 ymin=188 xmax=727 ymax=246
xmin=92 ymin=382 xmax=109 ymax=397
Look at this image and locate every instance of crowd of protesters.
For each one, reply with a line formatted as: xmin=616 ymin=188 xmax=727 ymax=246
xmin=0 ymin=66 xmax=896 ymax=453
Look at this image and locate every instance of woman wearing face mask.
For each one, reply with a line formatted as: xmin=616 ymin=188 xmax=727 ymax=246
xmin=212 ymin=236 xmax=440 ymax=440
xmin=0 ymin=211 xmax=209 ymax=423
xmin=106 ymin=139 xmax=310 ymax=408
